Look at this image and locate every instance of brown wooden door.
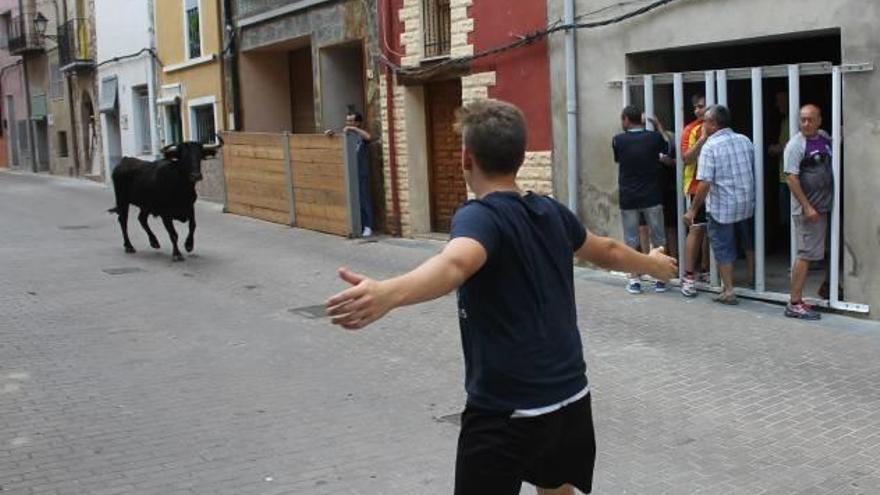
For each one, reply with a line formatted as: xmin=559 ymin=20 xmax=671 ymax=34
xmin=426 ymin=79 xmax=465 ymax=233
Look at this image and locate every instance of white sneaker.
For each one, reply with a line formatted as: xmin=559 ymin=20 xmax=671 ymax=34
xmin=361 ymin=226 xmax=373 ymax=237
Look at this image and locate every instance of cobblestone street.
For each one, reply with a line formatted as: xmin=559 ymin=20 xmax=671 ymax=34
xmin=2 ymin=171 xmax=880 ymax=494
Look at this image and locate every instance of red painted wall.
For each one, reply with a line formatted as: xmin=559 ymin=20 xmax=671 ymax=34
xmin=382 ymin=0 xmax=405 ymax=66
xmin=470 ymin=0 xmax=552 ymax=151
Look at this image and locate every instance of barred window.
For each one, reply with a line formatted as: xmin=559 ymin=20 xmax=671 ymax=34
xmin=185 ymin=0 xmax=201 ymax=59
xmin=49 ymin=62 xmax=64 ymax=100
xmin=191 ymin=104 xmax=215 ymax=144
xmin=422 ymin=0 xmax=451 ymax=58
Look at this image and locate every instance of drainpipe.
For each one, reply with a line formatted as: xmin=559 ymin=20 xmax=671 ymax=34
xmin=563 ymin=0 xmax=579 ymax=213
xmin=146 ymin=0 xmax=160 ymax=156
xmin=382 ymin=0 xmax=402 ymax=235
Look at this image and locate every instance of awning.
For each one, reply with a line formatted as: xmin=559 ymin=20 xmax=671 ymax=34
xmin=157 ymin=83 xmax=182 ymax=106
xmin=99 ymin=76 xmax=118 ymax=113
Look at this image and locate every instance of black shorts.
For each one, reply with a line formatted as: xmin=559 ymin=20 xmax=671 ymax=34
xmin=688 ymin=194 xmax=707 ymax=226
xmin=663 ymin=194 xmax=677 ymax=228
xmin=454 ymin=394 xmax=596 ymax=495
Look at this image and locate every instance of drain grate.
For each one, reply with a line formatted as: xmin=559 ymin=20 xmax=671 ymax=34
xmin=102 ymin=267 xmax=145 ymax=275
xmin=435 ymin=413 xmax=461 ymax=426
xmin=288 ymin=304 xmax=327 ymax=319
xmin=58 ymin=225 xmax=91 ymax=230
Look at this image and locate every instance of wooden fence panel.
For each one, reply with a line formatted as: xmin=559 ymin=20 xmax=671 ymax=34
xmin=221 ymin=132 xmax=354 ymax=237
xmin=289 ymin=134 xmax=351 ymax=236
xmin=221 ymin=132 xmax=289 ymax=225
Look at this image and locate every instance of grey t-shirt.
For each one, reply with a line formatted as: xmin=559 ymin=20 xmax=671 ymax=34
xmin=783 ymin=131 xmax=834 ymax=214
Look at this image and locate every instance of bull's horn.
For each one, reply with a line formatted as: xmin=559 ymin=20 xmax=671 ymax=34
xmin=161 ymin=144 xmax=178 ymax=154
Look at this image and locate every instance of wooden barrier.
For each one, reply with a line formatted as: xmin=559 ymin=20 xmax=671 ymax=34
xmin=221 ymin=131 xmax=353 ymax=237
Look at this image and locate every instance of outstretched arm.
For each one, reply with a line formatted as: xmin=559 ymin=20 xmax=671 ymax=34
xmin=575 ymin=232 xmax=677 ymax=281
xmin=325 ymin=237 xmax=487 ymax=330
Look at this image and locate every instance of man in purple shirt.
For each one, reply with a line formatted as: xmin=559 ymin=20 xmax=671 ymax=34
xmin=783 ymin=104 xmax=833 ymax=320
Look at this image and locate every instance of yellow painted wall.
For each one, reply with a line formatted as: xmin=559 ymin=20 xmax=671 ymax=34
xmin=155 ymin=0 xmax=225 ymax=140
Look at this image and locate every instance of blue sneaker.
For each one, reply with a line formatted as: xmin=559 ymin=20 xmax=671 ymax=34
xmin=655 ymin=281 xmax=668 ymax=293
xmin=627 ymin=280 xmax=642 ymax=294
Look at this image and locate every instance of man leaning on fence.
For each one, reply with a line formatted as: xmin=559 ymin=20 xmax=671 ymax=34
xmin=783 ymin=104 xmax=834 ymax=320
xmin=684 ymin=105 xmax=756 ymax=305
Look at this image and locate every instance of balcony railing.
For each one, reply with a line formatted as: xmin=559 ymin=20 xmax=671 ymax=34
xmin=8 ymin=14 xmax=45 ymax=55
xmin=59 ymin=18 xmax=94 ymax=72
xmin=422 ymin=0 xmax=451 ymax=59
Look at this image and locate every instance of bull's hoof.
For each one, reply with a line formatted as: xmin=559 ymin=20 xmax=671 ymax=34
xmin=172 ymin=253 xmax=185 ymax=262
xmin=184 ymin=240 xmax=194 ymax=253
xmin=124 ymin=245 xmax=136 ymax=254
xmin=149 ymin=237 xmax=161 ymax=249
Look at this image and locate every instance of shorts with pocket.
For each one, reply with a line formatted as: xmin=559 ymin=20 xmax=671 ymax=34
xmin=454 ymin=394 xmax=596 ymax=495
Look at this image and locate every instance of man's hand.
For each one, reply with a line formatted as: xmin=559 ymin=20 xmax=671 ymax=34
xmin=326 ymin=268 xmax=396 ymax=330
xmin=804 ymin=205 xmax=820 ymax=223
xmin=648 ymin=247 xmax=678 ymax=282
xmin=683 ymin=210 xmax=695 ymax=228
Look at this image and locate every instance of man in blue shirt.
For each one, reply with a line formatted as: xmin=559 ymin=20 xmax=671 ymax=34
xmin=327 ymin=99 xmax=677 ymax=495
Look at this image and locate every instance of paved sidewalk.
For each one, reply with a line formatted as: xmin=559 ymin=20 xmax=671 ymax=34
xmin=1 ymin=171 xmax=880 ymax=494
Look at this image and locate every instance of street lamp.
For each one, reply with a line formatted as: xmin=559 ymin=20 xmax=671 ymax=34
xmin=33 ymin=12 xmax=49 ymax=37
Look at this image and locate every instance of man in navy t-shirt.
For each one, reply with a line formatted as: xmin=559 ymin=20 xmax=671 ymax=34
xmin=327 ymin=99 xmax=677 ymax=495
xmin=612 ymin=105 xmax=670 ymax=294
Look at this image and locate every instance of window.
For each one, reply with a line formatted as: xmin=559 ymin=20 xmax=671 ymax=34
xmin=191 ymin=103 xmax=215 ymax=144
xmin=185 ymin=0 xmax=201 ymax=59
xmin=49 ymin=62 xmax=64 ymax=100
xmin=132 ymin=85 xmax=151 ymax=154
xmin=0 ymin=13 xmax=11 ymax=49
xmin=165 ymin=103 xmax=183 ymax=144
xmin=422 ymin=0 xmax=451 ymax=58
xmin=57 ymin=131 xmax=68 ymax=157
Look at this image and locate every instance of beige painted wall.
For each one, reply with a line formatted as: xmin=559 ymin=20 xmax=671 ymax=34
xmin=155 ymin=0 xmax=225 ymax=139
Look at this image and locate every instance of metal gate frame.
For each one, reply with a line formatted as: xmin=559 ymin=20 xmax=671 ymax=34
xmin=612 ymin=61 xmax=873 ymax=313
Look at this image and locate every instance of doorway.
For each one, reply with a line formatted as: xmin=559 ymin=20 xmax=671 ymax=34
xmin=81 ymin=92 xmax=98 ymax=175
xmin=34 ymin=119 xmax=49 ymax=171
xmin=319 ymin=41 xmax=365 ymax=131
xmin=5 ymin=95 xmax=19 ymax=167
xmin=620 ymin=29 xmax=868 ymax=312
xmin=425 ymin=78 xmax=465 ymax=233
xmin=289 ymin=46 xmax=315 ymax=133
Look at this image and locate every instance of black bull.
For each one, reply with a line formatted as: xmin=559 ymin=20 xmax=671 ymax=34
xmin=108 ymin=140 xmax=222 ymax=261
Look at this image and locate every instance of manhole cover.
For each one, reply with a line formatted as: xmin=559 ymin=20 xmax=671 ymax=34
xmin=58 ymin=225 xmax=91 ymax=230
xmin=102 ymin=267 xmax=145 ymax=275
xmin=435 ymin=413 xmax=461 ymax=426
xmin=288 ymin=304 xmax=327 ymax=319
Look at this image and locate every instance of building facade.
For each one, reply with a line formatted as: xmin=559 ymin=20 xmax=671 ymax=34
xmin=60 ymin=0 xmax=100 ymax=178
xmin=6 ymin=0 xmax=76 ymax=175
xmin=155 ymin=0 xmax=226 ymax=201
xmin=381 ymin=0 xmax=554 ymax=236
xmin=547 ymin=0 xmax=880 ymax=317
xmin=95 ymin=0 xmax=159 ymax=179
xmin=0 ymin=0 xmax=26 ymax=169
xmin=224 ymin=0 xmax=386 ymax=228
xmin=155 ymin=0 xmax=225 ymax=147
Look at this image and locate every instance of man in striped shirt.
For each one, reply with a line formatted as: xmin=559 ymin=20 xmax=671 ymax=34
xmin=684 ymin=105 xmax=756 ymax=305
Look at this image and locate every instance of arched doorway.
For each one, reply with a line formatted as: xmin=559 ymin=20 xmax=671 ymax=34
xmin=81 ymin=91 xmax=98 ymax=175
